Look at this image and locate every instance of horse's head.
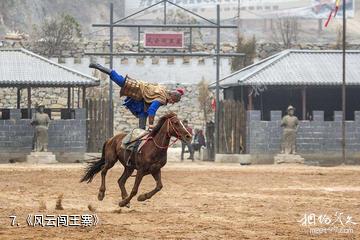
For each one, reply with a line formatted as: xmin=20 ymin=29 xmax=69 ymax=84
xmin=167 ymin=114 xmax=192 ymax=144
xmin=150 ymin=112 xmax=191 ymax=143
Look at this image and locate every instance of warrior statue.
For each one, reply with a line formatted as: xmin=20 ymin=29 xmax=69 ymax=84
xmin=31 ymin=104 xmax=50 ymax=152
xmin=89 ymin=63 xmax=184 ymax=130
xmin=281 ymin=105 xmax=299 ymax=154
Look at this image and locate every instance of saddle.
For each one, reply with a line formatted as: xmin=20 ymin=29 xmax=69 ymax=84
xmin=121 ymin=128 xmax=149 ymax=152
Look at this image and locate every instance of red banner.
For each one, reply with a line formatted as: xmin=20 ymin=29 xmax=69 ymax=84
xmin=144 ymin=32 xmax=184 ymax=48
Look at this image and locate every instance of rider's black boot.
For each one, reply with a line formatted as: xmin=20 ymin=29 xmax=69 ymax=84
xmin=89 ymin=63 xmax=112 ymax=75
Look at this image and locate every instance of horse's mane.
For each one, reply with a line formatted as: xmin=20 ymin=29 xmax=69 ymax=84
xmin=148 ymin=112 xmax=177 ymax=137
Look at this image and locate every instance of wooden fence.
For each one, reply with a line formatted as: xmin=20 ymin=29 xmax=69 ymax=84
xmin=85 ymin=99 xmax=111 ymax=152
xmin=218 ymin=100 xmax=246 ymax=154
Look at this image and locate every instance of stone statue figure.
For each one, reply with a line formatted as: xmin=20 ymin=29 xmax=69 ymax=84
xmin=31 ymin=105 xmax=50 ymax=152
xmin=281 ymin=105 xmax=299 ymax=154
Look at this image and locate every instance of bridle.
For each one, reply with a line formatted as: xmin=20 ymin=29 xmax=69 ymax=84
xmin=145 ymin=116 xmax=185 ymax=149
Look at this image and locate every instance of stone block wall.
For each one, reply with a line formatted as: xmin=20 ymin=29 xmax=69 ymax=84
xmin=0 ymin=109 xmax=86 ymax=162
xmin=246 ymin=110 xmax=360 ymax=154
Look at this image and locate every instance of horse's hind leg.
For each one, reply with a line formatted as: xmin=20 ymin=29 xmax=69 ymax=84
xmin=119 ymin=171 xmax=144 ymax=207
xmin=98 ymin=157 xmax=116 ymax=201
xmin=137 ymin=170 xmax=163 ymax=202
xmin=117 ymin=167 xmax=134 ymax=200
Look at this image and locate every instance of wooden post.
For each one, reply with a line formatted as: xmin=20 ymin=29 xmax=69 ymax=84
xmin=302 ymin=87 xmax=306 ymax=120
xmin=16 ymin=87 xmax=21 ymax=109
xmin=27 ymin=87 xmax=31 ymax=118
xmin=77 ymin=87 xmax=80 ymax=108
xmin=72 ymin=87 xmax=75 ymax=109
xmin=67 ymin=87 xmax=71 ymax=109
xmin=247 ymin=87 xmax=253 ymax=110
xmin=82 ymin=86 xmax=86 ymax=108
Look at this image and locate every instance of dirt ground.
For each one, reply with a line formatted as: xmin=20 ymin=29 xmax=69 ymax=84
xmin=0 ymin=162 xmax=359 ymax=240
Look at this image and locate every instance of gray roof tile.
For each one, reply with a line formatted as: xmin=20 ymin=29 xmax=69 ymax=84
xmin=0 ymin=48 xmax=99 ymax=87
xmin=210 ymin=50 xmax=360 ymax=88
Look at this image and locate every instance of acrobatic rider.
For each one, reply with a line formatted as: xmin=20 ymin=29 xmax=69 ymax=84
xmin=89 ymin=63 xmax=184 ymax=130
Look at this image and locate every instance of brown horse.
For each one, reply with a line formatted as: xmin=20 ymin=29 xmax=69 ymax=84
xmin=80 ymin=112 xmax=192 ymax=207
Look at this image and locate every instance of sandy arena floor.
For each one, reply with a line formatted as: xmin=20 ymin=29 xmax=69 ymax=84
xmin=0 ymin=162 xmax=359 ymax=240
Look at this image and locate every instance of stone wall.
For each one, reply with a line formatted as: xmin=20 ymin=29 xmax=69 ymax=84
xmin=48 ymin=56 xmax=231 ymax=85
xmin=4 ymin=40 xmax=360 ymax=61
xmin=0 ymin=87 xmax=82 ymax=109
xmin=0 ymin=109 xmax=86 ymax=162
xmin=246 ymin=110 xmax=360 ymax=165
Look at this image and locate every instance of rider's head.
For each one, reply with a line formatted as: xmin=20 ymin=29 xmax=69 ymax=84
xmin=168 ymin=88 xmax=184 ymax=104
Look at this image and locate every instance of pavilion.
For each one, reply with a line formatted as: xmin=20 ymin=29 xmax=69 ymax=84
xmin=209 ymin=50 xmax=360 ymax=165
xmin=0 ymin=48 xmax=99 ymax=162
xmin=211 ymin=49 xmax=360 ymax=121
xmin=0 ymin=48 xmax=99 ymax=119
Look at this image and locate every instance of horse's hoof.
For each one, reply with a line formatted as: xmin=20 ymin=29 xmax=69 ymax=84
xmin=119 ymin=200 xmax=129 ymax=207
xmin=98 ymin=191 xmax=105 ymax=201
xmin=137 ymin=194 xmax=147 ymax=202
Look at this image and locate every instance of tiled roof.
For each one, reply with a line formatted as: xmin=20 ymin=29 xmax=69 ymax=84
xmin=210 ymin=50 xmax=360 ymax=88
xmin=0 ymin=48 xmax=99 ymax=87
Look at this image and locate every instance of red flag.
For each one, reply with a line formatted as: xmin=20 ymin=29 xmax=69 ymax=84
xmin=325 ymin=9 xmax=333 ymax=27
xmin=211 ymin=98 xmax=216 ymax=111
xmin=324 ymin=0 xmax=341 ymax=27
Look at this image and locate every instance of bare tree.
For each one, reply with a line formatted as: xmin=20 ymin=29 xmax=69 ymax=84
xmin=231 ymin=34 xmax=256 ymax=72
xmin=197 ymin=78 xmax=213 ymax=123
xmin=271 ymin=17 xmax=299 ymax=48
xmin=333 ymin=25 xmax=343 ymax=50
xmin=32 ymin=14 xmax=82 ymax=57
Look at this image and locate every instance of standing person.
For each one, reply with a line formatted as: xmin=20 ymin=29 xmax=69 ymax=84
xmin=192 ymin=129 xmax=206 ymax=158
xmin=89 ymin=63 xmax=184 ymax=130
xmin=181 ymin=120 xmax=194 ymax=161
xmin=206 ymin=121 xmax=215 ymax=160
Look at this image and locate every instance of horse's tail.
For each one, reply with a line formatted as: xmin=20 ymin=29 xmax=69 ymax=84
xmin=80 ymin=141 xmax=107 ymax=183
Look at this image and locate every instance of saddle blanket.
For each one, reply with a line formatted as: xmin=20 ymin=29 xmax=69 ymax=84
xmin=121 ymin=128 xmax=149 ymax=151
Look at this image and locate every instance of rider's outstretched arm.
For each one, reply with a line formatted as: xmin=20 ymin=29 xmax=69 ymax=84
xmin=147 ymin=101 xmax=162 ymax=129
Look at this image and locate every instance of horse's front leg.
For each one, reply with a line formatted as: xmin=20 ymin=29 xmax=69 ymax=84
xmin=98 ymin=160 xmax=116 ymax=201
xmin=117 ymin=167 xmax=134 ymax=208
xmin=119 ymin=170 xmax=144 ymax=207
xmin=137 ymin=170 xmax=163 ymax=202
xmin=117 ymin=167 xmax=134 ymax=200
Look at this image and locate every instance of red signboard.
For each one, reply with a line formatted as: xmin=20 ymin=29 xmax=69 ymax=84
xmin=144 ymin=32 xmax=184 ymax=48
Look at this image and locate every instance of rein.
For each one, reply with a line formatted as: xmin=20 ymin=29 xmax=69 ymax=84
xmin=145 ymin=116 xmax=181 ymax=149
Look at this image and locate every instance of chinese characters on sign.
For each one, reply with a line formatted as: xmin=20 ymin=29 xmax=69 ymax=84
xmin=144 ymin=32 xmax=184 ymax=48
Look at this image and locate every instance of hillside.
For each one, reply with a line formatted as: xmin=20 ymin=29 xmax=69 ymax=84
xmin=0 ymin=0 xmax=125 ymax=37
xmin=1 ymin=0 xmax=360 ymax=44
